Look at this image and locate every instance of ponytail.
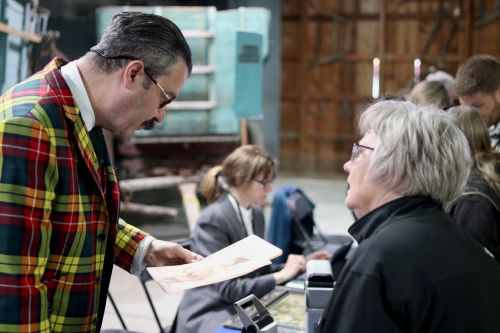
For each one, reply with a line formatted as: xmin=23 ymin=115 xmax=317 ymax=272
xmin=200 ymin=165 xmax=224 ymax=203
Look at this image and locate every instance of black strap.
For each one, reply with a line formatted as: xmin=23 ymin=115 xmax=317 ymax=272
xmin=228 ymin=192 xmax=249 ymax=237
xmin=88 ymin=127 xmax=110 ymax=192
xmin=89 ymin=127 xmax=105 ymax=166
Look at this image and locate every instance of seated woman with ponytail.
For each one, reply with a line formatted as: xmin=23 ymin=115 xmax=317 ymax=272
xmin=174 ymin=145 xmax=329 ymax=333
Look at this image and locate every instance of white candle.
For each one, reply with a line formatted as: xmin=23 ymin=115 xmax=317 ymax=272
xmin=414 ymin=58 xmax=421 ymax=83
xmin=372 ymin=58 xmax=380 ymax=99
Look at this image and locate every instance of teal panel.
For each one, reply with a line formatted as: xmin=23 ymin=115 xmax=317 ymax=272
xmin=234 ymin=31 xmax=263 ymax=118
xmin=232 ymin=8 xmax=270 ymax=60
xmin=177 ymin=75 xmax=209 ymax=101
xmin=212 ymin=10 xmax=238 ymax=134
xmin=209 ymin=107 xmax=239 ymax=134
xmin=135 ymin=109 xmax=209 ymax=136
xmin=213 ymin=7 xmax=270 ymax=133
xmin=151 ymin=6 xmax=215 ymax=66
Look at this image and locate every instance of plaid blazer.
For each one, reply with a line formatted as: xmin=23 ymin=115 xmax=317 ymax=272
xmin=0 ymin=58 xmax=148 ymax=332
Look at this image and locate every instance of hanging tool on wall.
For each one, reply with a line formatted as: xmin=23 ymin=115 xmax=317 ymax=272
xmin=419 ymin=0 xmax=461 ymax=70
xmin=476 ymin=0 xmax=500 ymax=27
xmin=306 ymin=12 xmax=353 ymax=69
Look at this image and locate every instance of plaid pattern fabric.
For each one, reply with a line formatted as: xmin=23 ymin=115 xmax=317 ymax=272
xmin=0 ymin=58 xmax=148 ymax=332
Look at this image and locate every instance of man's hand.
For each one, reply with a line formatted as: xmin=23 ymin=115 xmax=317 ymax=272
xmin=144 ymin=239 xmax=203 ymax=267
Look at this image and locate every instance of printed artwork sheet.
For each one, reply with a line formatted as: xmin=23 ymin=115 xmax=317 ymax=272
xmin=147 ymin=235 xmax=283 ymax=293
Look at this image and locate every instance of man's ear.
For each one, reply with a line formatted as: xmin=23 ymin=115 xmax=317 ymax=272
xmin=495 ymin=85 xmax=500 ymax=103
xmin=123 ymin=61 xmax=144 ymax=89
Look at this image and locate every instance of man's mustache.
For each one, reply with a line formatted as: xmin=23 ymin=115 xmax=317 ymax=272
xmin=141 ymin=118 xmax=156 ymax=130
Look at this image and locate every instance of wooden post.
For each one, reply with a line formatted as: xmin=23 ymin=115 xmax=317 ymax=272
xmin=463 ymin=0 xmax=474 ymax=58
xmin=298 ymin=0 xmax=309 ymax=173
xmin=240 ymin=118 xmax=248 ymax=145
xmin=0 ymin=22 xmax=42 ymax=43
xmin=378 ymin=0 xmax=387 ymax=94
xmin=178 ymin=182 xmax=201 ymax=232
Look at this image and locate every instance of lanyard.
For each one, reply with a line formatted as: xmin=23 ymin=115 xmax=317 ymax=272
xmin=228 ymin=192 xmax=249 ymax=237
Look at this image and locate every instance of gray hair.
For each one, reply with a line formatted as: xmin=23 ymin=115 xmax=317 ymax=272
xmin=89 ymin=11 xmax=192 ymax=79
xmin=359 ymin=100 xmax=472 ymax=206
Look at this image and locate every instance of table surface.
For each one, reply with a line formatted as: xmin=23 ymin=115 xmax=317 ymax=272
xmin=215 ymin=286 xmax=307 ymax=333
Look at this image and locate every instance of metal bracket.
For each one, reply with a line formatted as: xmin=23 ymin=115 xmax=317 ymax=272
xmin=234 ymin=294 xmax=277 ymax=333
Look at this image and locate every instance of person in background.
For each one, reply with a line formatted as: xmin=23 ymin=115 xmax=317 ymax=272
xmin=425 ymin=69 xmax=458 ymax=106
xmin=447 ymin=105 xmax=500 ymax=264
xmin=456 ymin=54 xmax=500 ymax=151
xmin=319 ymin=100 xmax=500 ymax=333
xmin=0 ymin=12 xmax=202 ymax=332
xmin=175 ymin=145 xmax=330 ymax=333
xmin=406 ymin=80 xmax=449 ymax=109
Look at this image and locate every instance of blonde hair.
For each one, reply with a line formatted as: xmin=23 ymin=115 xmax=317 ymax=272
xmin=200 ymin=145 xmax=275 ymax=203
xmin=407 ymin=80 xmax=449 ymax=109
xmin=477 ymin=153 xmax=500 ymax=194
xmin=447 ymin=105 xmax=491 ymax=158
xmin=448 ymin=105 xmax=500 ymax=193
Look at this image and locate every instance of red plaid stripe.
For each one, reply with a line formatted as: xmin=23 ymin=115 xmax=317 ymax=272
xmin=0 ymin=58 xmax=148 ymax=332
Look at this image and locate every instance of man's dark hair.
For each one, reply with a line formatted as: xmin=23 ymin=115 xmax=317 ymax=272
xmin=455 ymin=54 xmax=500 ymax=96
xmin=90 ymin=11 xmax=192 ymax=80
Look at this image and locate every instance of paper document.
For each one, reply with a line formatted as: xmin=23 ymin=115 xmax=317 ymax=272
xmin=147 ymin=235 xmax=283 ymax=293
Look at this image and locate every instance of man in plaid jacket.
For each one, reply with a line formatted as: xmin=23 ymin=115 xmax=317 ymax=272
xmin=0 ymin=12 xmax=202 ymax=332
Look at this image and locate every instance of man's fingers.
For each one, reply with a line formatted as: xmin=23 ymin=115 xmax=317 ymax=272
xmin=182 ymin=248 xmax=203 ymax=262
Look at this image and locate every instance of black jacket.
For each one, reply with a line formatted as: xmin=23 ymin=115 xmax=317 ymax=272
xmin=319 ymin=196 xmax=500 ymax=333
xmin=448 ymin=169 xmax=500 ymax=264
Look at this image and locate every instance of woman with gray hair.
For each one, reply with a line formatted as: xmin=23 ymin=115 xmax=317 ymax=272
xmin=319 ymin=100 xmax=500 ymax=333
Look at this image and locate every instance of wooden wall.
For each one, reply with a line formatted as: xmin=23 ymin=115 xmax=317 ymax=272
xmin=280 ymin=0 xmax=500 ymax=175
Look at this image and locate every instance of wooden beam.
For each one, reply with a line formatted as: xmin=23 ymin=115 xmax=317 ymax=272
xmin=120 ymin=202 xmax=178 ymax=217
xmin=283 ymin=13 xmax=462 ymax=21
xmin=379 ymin=0 xmax=387 ymax=94
xmin=130 ymin=134 xmax=240 ymax=145
xmin=283 ymin=95 xmax=371 ymax=102
xmin=283 ymin=53 xmax=468 ymax=62
xmin=464 ymin=0 xmax=474 ymax=57
xmin=120 ymin=175 xmax=188 ymax=193
xmin=283 ymin=54 xmax=476 ymax=63
xmin=0 ymin=22 xmax=42 ymax=43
